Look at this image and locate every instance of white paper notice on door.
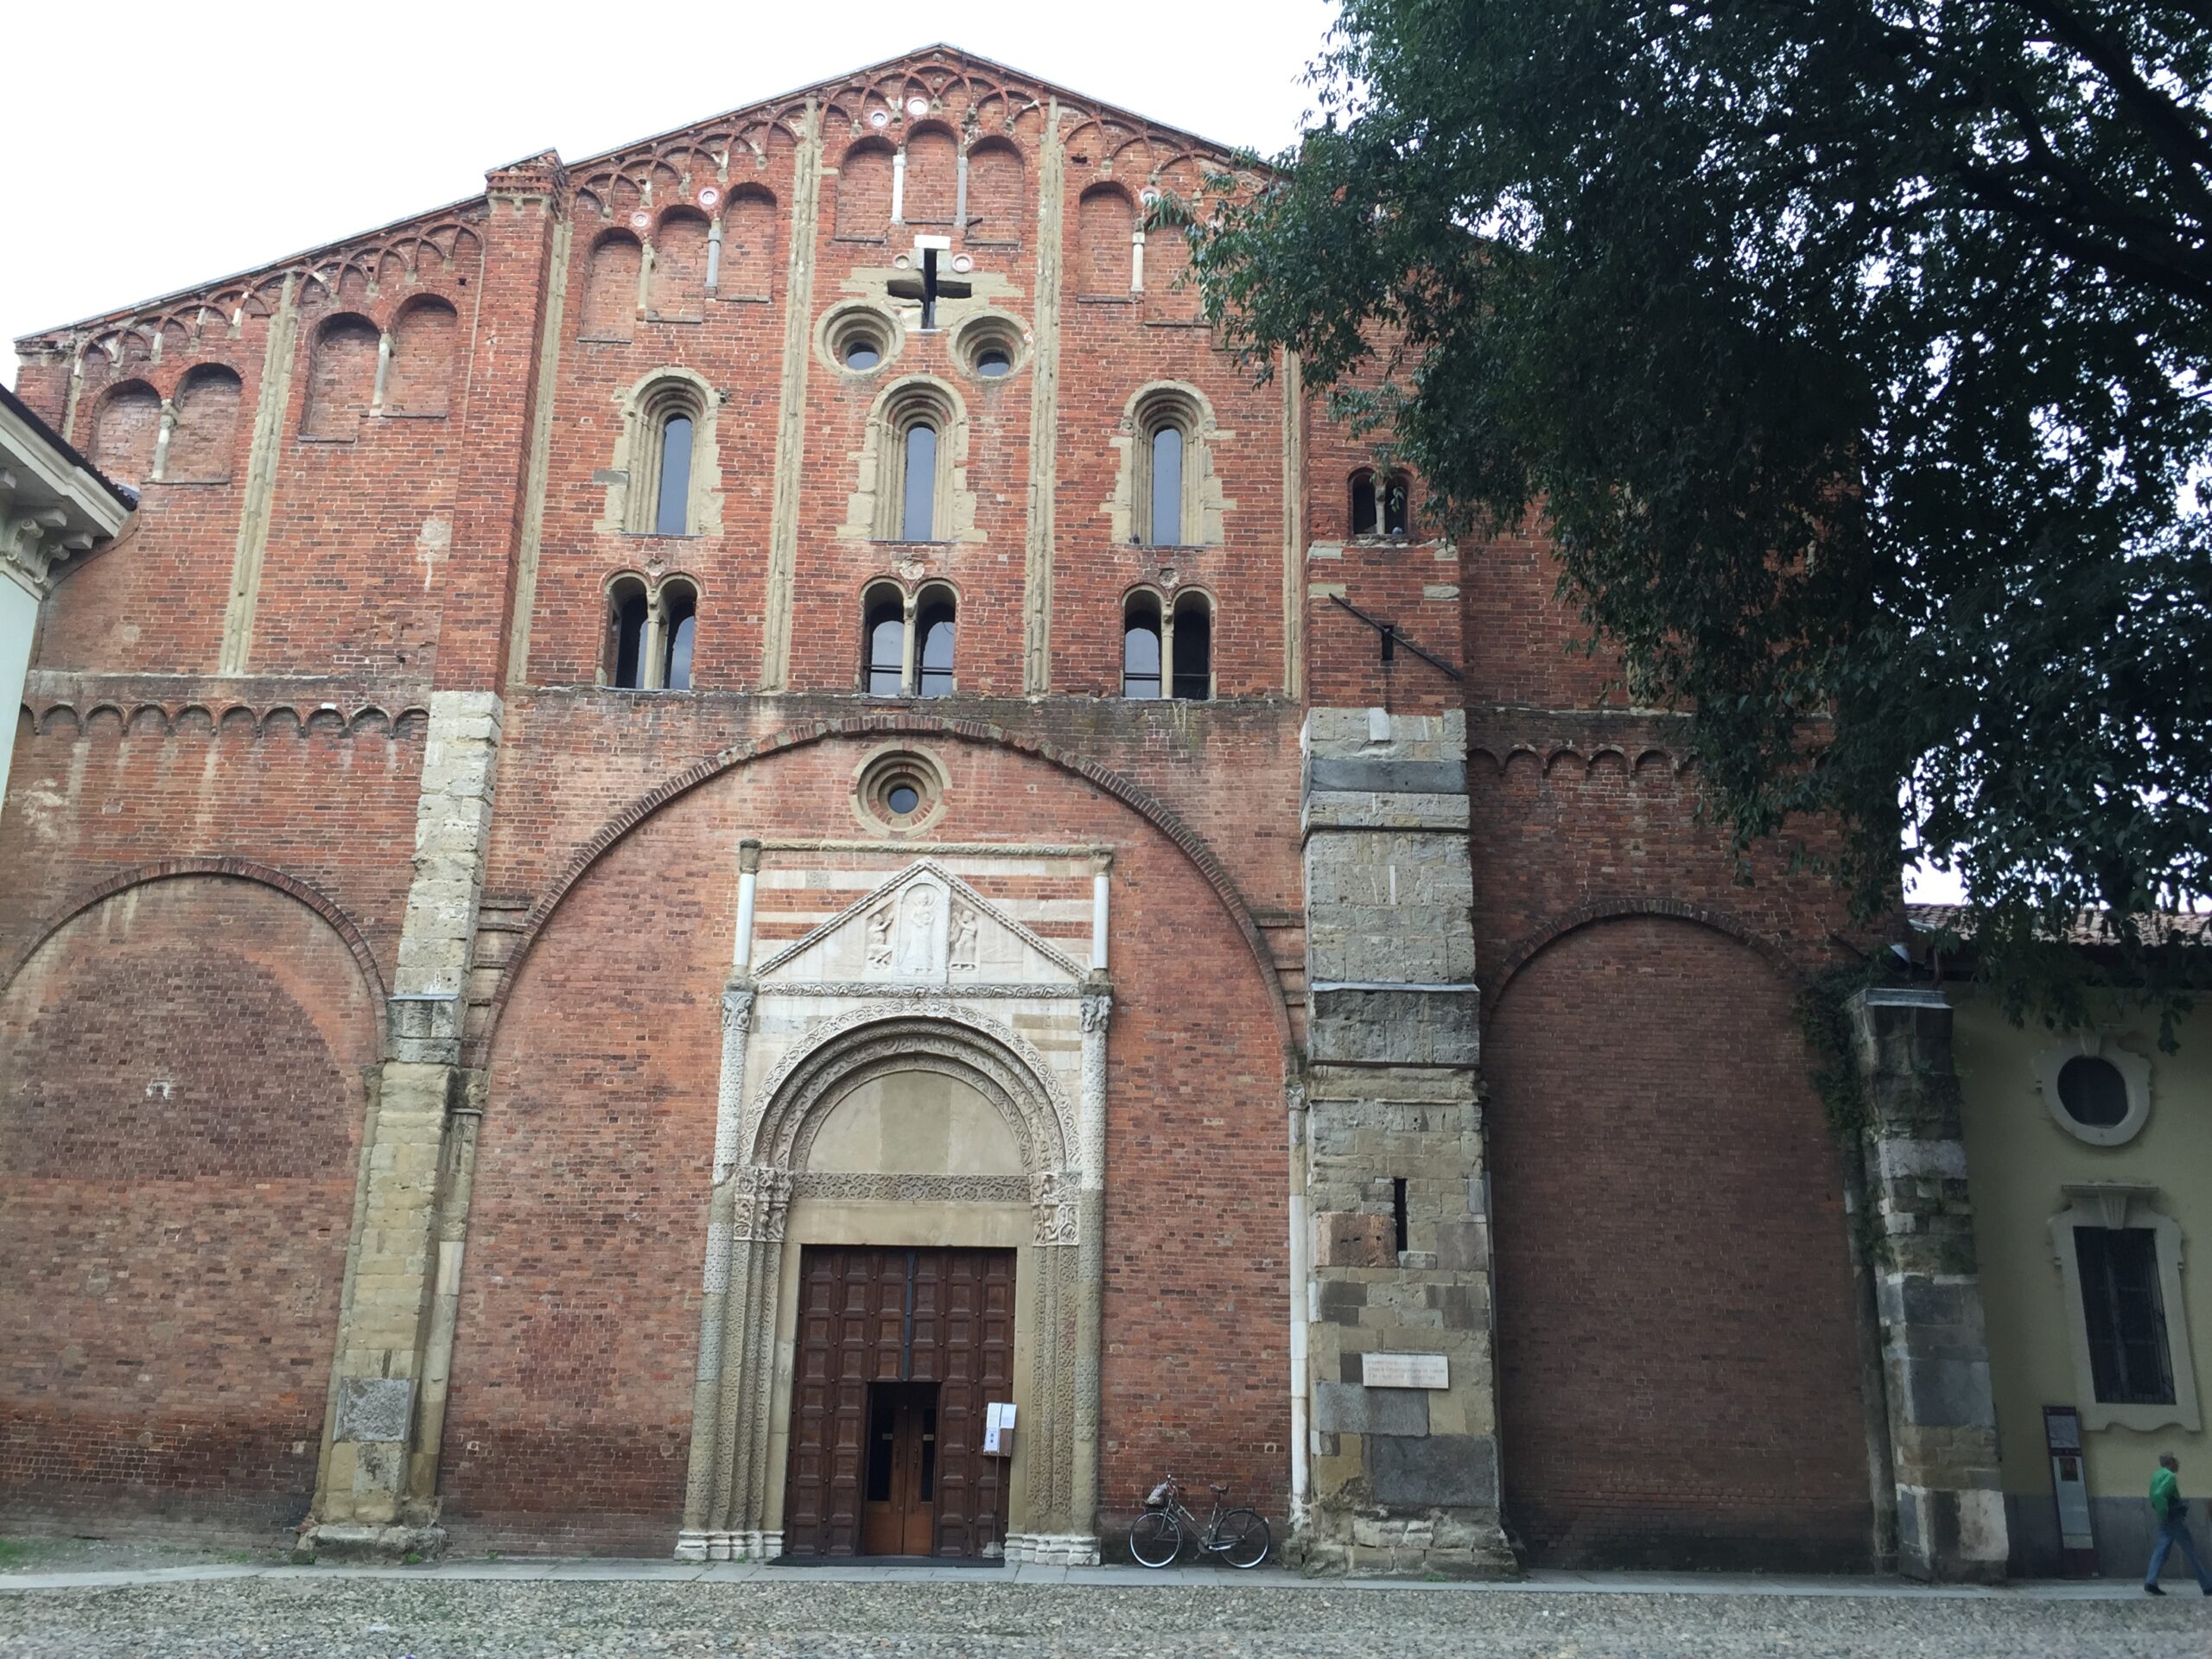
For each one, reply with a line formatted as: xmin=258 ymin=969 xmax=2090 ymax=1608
xmin=983 ymin=1401 xmax=1016 ymax=1452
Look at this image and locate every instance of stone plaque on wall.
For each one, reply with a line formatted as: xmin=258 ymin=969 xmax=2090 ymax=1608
xmin=1362 ymin=1352 xmax=1448 ymax=1390
xmin=335 ymin=1376 xmax=415 ymax=1443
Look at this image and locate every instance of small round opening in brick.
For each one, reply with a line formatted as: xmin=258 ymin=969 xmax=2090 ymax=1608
xmin=825 ymin=306 xmax=898 ymax=376
xmin=855 ymin=747 xmax=948 ymax=832
xmin=952 ymin=314 xmax=1027 ymax=382
xmin=2056 ymin=1055 xmax=2129 ymax=1128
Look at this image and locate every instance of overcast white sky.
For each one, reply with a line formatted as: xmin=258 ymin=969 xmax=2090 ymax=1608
xmin=0 ymin=0 xmax=1335 ymax=353
xmin=0 ymin=0 xmax=1969 ymax=903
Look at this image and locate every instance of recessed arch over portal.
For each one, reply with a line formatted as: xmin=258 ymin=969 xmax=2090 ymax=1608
xmin=476 ymin=715 xmax=1294 ymax=1065
xmin=679 ymin=940 xmax=1106 ymax=1566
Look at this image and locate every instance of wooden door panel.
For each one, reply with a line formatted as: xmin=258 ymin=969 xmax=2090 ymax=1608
xmin=785 ymin=1245 xmax=1014 ymax=1559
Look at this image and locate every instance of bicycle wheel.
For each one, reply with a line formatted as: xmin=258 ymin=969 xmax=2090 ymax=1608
xmin=1213 ymin=1508 xmax=1271 ymax=1569
xmin=1128 ymin=1508 xmax=1182 ymax=1568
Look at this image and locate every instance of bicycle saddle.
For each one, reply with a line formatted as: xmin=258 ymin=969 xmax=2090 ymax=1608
xmin=1210 ymin=1482 xmax=1229 ymax=1493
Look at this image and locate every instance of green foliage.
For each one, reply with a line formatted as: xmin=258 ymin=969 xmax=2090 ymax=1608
xmin=1192 ymin=0 xmax=2212 ymax=1027
xmin=1798 ymin=961 xmax=1886 ymax=1146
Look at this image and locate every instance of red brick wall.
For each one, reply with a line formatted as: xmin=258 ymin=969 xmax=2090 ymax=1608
xmin=0 ymin=877 xmax=378 ymax=1537
xmin=442 ymin=740 xmax=1289 ymax=1551
xmin=1484 ymin=916 xmax=1872 ymax=1569
xmin=0 ymin=684 xmax=425 ymax=988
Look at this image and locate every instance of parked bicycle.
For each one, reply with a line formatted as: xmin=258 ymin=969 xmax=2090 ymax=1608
xmin=1128 ymin=1474 xmax=1271 ymax=1569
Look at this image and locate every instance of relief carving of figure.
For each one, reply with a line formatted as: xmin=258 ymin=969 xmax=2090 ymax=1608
xmin=865 ymin=901 xmax=895 ymax=969
xmin=894 ymin=886 xmax=938 ymax=976
xmin=949 ymin=900 xmax=979 ymax=974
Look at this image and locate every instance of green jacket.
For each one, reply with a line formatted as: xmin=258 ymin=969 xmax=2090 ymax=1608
xmin=2152 ymin=1466 xmax=2179 ymax=1518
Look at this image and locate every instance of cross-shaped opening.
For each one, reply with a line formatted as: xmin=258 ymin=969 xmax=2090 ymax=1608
xmin=887 ymin=239 xmax=972 ymax=332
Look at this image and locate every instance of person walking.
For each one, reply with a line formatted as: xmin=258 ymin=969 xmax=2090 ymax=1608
xmin=2145 ymin=1452 xmax=2212 ymax=1594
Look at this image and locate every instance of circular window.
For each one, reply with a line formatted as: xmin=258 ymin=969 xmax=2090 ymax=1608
xmin=2057 ymin=1056 xmax=2129 ymax=1128
xmin=854 ymin=747 xmax=949 ymax=833
xmin=819 ymin=305 xmax=900 ymax=377
xmin=952 ymin=314 xmax=1027 ymax=382
xmin=2037 ymin=1039 xmax=2150 ymax=1147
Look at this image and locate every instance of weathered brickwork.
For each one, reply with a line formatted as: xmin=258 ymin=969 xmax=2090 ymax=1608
xmin=0 ymin=877 xmax=379 ymax=1535
xmin=1486 ymin=918 xmax=1873 ymax=1569
xmin=2 ymin=46 xmax=2001 ymax=1576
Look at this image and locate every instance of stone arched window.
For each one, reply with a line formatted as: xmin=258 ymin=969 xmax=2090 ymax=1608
xmin=1121 ymin=585 xmax=1211 ymax=699
xmin=599 ymin=371 xmax=721 ymax=539
xmin=603 ymin=570 xmax=700 ymax=690
xmin=163 ymin=365 xmax=242 ymax=482
xmin=302 ymin=315 xmax=379 ymax=439
xmin=1077 ymin=185 xmax=1135 ymax=296
xmin=916 ymin=582 xmax=957 ymax=696
xmin=862 ymin=582 xmax=907 ymax=696
xmin=581 ymin=230 xmax=643 ymax=340
xmin=1382 ymin=471 xmax=1413 ymax=537
xmin=874 ymin=383 xmax=958 ymax=543
xmin=721 ymin=188 xmax=777 ymax=301
xmin=1170 ymin=589 xmax=1214 ymax=700
xmin=965 ymin=138 xmax=1023 ymax=245
xmin=836 ymin=139 xmax=895 ymax=240
xmin=652 ymin=208 xmax=710 ymax=321
xmin=1122 ymin=590 xmax=1162 ymax=699
xmin=1132 ymin=388 xmax=1199 ymax=547
xmin=1350 ymin=469 xmax=1378 ymax=537
xmin=385 ymin=297 xmax=457 ymax=416
xmin=1113 ymin=383 xmax=1224 ymax=550
xmin=858 ymin=581 xmax=957 ymax=696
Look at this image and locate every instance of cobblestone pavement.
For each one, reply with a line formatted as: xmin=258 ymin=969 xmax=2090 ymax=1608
xmin=2 ymin=1569 xmax=2206 ymax=1659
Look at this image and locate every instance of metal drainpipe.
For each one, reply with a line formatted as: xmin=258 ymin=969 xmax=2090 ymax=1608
xmin=1287 ymin=1080 xmax=1311 ymax=1525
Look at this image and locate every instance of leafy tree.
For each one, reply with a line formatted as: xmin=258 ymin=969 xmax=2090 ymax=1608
xmin=1192 ymin=0 xmax=2212 ymax=1030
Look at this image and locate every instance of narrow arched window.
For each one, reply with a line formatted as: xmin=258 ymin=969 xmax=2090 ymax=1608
xmin=660 ymin=581 xmax=697 ymax=690
xmin=865 ymin=587 xmax=907 ymax=696
xmin=901 ymin=420 xmax=938 ymax=541
xmin=1147 ymin=424 xmax=1184 ymax=547
xmin=1350 ymin=470 xmax=1378 ymax=537
xmin=916 ymin=589 xmax=957 ymax=696
xmin=654 ymin=412 xmax=694 ymax=535
xmin=1172 ymin=593 xmax=1212 ymax=701
xmin=607 ymin=577 xmax=651 ymax=689
xmin=1122 ymin=593 xmax=1163 ymax=699
xmin=1383 ymin=472 xmax=1412 ymax=537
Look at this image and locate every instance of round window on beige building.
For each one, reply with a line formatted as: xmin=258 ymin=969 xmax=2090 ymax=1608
xmin=2034 ymin=1037 xmax=2152 ymax=1147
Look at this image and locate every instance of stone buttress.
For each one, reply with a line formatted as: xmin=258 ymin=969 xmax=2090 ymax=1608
xmin=1295 ymin=708 xmax=1512 ymax=1573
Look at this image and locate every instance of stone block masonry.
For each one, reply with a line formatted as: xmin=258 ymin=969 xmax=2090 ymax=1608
xmin=1297 ymin=707 xmax=1510 ymax=1575
xmin=1847 ymin=988 xmax=2009 ymax=1582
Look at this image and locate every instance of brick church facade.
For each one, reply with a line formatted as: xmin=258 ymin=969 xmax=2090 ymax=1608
xmin=1 ymin=48 xmax=2005 ymax=1575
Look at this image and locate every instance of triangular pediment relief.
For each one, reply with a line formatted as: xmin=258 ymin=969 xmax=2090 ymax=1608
xmin=754 ymin=860 xmax=1084 ymax=990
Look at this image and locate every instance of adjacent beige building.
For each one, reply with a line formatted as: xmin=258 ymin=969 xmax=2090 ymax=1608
xmin=1920 ymin=906 xmax=2211 ymax=1576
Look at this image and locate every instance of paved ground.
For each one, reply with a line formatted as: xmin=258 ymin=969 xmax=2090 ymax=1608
xmin=2 ymin=1555 xmax=2207 ymax=1658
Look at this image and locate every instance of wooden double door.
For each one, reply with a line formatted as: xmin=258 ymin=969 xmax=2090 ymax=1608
xmin=783 ymin=1246 xmax=1014 ymax=1559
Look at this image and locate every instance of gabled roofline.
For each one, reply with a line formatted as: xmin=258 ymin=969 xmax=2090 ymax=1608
xmin=15 ymin=43 xmax=1255 ymax=350
xmin=563 ymin=41 xmax=1249 ymax=176
xmin=14 ymin=189 xmax=490 ymax=348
